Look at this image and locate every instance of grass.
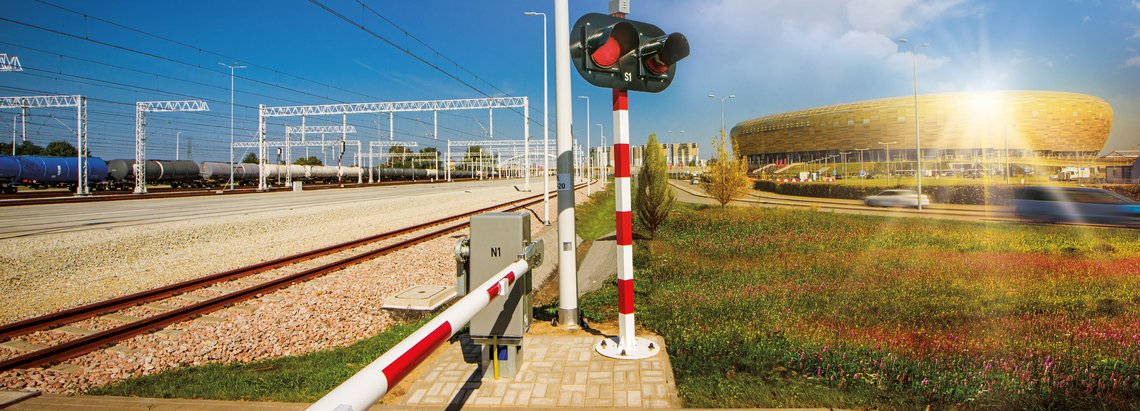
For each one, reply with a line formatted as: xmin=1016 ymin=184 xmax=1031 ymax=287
xmin=88 ymin=320 xmax=426 ymax=402
xmin=582 ymin=204 xmax=1140 ymax=410
xmin=575 ymin=180 xmax=616 ymax=241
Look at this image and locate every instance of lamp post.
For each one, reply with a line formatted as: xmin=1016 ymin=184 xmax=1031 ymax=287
xmin=524 ymin=11 xmax=550 ymax=224
xmin=707 ymin=94 xmax=735 ymax=136
xmin=854 ymin=147 xmax=869 ymax=179
xmin=578 ymin=95 xmax=590 ymax=196
xmin=878 ymin=141 xmax=898 ymax=186
xmin=897 ymin=38 xmax=927 ymax=210
xmin=219 ymin=62 xmax=246 ymax=191
xmin=596 ymin=123 xmax=605 ymax=185
xmin=839 ymin=151 xmax=852 ymax=179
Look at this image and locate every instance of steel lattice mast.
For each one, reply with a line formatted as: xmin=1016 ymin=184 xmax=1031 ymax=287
xmin=258 ymin=96 xmax=530 ymax=192
xmin=134 ymin=100 xmax=209 ymax=194
xmin=0 ymin=95 xmax=89 ymax=195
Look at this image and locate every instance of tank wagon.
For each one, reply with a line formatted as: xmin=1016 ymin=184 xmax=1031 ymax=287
xmin=1 ymin=155 xmax=464 ymax=194
xmin=106 ymin=160 xmax=203 ymax=189
xmin=0 ymin=155 xmax=109 ymax=193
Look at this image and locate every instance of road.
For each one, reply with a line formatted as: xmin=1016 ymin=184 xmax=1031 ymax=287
xmin=0 ymin=179 xmax=536 ymax=239
xmin=670 ymin=181 xmax=1021 ymax=223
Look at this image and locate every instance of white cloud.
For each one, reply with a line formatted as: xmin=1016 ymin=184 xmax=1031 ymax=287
xmin=1010 ymin=49 xmax=1055 ymax=68
xmin=846 ymin=0 xmax=971 ymax=37
xmin=1122 ymin=56 xmax=1140 ymax=68
xmin=1134 ymin=0 xmax=1140 ymax=10
xmin=1082 ymin=15 xmax=1092 ymax=23
xmin=1130 ymin=28 xmax=1140 ymax=40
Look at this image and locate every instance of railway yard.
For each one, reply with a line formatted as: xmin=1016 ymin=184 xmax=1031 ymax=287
xmin=0 ymin=178 xmax=586 ymax=394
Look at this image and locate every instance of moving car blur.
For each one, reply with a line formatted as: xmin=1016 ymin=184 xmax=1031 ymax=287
xmin=1014 ymin=186 xmax=1140 ymax=226
xmin=863 ymin=189 xmax=931 ymax=208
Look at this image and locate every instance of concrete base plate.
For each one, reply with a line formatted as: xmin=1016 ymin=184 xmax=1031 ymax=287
xmin=594 ymin=336 xmax=660 ymax=360
xmin=383 ymin=285 xmax=455 ymax=311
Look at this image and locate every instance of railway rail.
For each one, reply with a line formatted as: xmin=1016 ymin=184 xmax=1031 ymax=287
xmin=0 ymin=183 xmax=581 ymax=372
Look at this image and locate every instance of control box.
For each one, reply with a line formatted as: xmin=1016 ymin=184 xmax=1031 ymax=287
xmin=467 ymin=212 xmax=532 ymax=342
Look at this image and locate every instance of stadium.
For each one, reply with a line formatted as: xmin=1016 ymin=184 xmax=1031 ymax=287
xmin=729 ymin=90 xmax=1113 ymax=175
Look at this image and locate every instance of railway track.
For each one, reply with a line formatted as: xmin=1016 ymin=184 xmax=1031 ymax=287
xmin=0 ymin=184 xmax=580 ymax=372
xmin=0 ymin=177 xmax=478 ymax=207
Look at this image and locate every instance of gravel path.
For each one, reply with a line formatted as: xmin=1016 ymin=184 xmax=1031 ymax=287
xmin=0 ymin=182 xmax=590 ymax=394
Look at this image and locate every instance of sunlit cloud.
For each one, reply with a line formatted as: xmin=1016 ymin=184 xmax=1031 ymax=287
xmin=1122 ymin=55 xmax=1140 ymax=68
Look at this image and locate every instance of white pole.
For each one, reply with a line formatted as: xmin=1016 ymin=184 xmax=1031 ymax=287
xmin=554 ymin=0 xmax=578 ymax=328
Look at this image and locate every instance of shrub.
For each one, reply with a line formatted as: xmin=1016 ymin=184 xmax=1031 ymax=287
xmin=754 ymin=180 xmax=1022 ymax=205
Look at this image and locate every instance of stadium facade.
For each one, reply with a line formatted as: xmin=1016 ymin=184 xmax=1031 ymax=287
xmin=729 ymin=91 xmax=1112 ymax=169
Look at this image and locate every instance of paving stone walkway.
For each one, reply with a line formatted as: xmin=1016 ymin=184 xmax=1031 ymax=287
xmin=400 ymin=334 xmax=679 ymax=408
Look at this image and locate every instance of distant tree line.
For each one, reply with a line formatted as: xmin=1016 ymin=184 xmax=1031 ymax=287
xmin=0 ymin=140 xmax=84 ymax=157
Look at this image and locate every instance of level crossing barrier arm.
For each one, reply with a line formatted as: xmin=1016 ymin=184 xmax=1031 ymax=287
xmin=306 ymin=241 xmax=542 ymax=411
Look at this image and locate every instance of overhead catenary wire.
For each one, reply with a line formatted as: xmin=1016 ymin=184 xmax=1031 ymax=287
xmin=0 ymin=3 xmax=534 ymax=159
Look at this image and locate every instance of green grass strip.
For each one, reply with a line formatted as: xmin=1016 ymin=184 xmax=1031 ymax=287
xmin=575 ymin=180 xmax=616 ymax=241
xmin=89 ymin=320 xmax=426 ymax=402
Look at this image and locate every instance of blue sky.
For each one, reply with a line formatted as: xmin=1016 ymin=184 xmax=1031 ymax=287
xmin=1 ymin=0 xmax=1138 ymax=163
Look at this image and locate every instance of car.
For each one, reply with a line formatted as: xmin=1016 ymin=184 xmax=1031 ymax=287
xmin=863 ymin=189 xmax=930 ymax=208
xmin=690 ymin=177 xmax=700 ymax=185
xmin=1013 ymin=186 xmax=1140 ymax=226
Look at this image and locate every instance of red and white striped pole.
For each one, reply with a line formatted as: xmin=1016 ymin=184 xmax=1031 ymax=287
xmin=307 ymin=258 xmax=531 ymax=411
xmin=594 ymin=89 xmax=658 ymax=360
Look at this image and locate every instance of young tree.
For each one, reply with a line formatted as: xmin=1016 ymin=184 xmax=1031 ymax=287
xmin=15 ymin=141 xmax=43 ymax=156
xmin=702 ymin=130 xmax=750 ymax=207
xmin=387 ymin=146 xmax=413 ymax=168
xmin=241 ymin=152 xmax=258 ymax=163
xmin=43 ymin=140 xmax=78 ymax=156
xmin=635 ymin=133 xmax=674 ymax=239
xmin=295 ymin=156 xmax=322 ymax=166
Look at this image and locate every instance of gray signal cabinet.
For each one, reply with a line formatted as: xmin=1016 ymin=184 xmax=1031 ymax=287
xmin=468 ymin=212 xmax=532 ymax=341
xmin=461 ymin=212 xmax=533 ymax=379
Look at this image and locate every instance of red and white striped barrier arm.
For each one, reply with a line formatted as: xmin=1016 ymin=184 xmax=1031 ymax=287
xmin=306 ymin=258 xmax=531 ymax=411
xmin=612 ymin=89 xmax=636 ymax=349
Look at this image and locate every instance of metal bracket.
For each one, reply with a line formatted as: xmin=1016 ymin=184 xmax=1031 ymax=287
xmin=518 ymin=239 xmax=544 ymax=270
xmin=454 ymin=238 xmax=470 ymax=297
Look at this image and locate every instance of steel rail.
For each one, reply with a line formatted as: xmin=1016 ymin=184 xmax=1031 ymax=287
xmin=0 ymin=186 xmax=562 ymax=340
xmin=0 ymin=184 xmax=581 ymax=371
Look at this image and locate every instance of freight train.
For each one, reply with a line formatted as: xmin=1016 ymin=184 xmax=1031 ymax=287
xmin=0 ymin=155 xmax=465 ymax=193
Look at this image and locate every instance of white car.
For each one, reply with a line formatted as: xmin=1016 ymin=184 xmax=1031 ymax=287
xmin=863 ymin=189 xmax=931 ymax=208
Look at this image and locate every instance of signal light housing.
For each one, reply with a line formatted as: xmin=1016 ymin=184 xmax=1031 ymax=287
xmin=570 ymin=13 xmax=689 ymax=93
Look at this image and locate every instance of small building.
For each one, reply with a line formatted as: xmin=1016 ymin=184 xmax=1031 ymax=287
xmin=1102 ymin=150 xmax=1140 ymax=183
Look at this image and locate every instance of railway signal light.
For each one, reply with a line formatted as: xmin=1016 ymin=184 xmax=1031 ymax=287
xmin=569 ymin=13 xmax=689 ymax=93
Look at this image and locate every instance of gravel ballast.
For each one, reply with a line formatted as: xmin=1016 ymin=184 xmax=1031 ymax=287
xmin=0 ymin=180 xmax=593 ymax=394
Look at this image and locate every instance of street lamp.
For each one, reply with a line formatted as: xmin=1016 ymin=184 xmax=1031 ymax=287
xmin=897 ymin=38 xmax=927 ymax=210
xmin=878 ymin=141 xmax=898 ymax=186
xmin=854 ymin=147 xmax=869 ymax=179
xmin=524 ymin=11 xmax=550 ymax=224
xmin=577 ymin=95 xmax=590 ymax=196
xmin=219 ymin=62 xmax=246 ymax=191
xmin=596 ymin=123 xmax=606 ymax=185
xmin=707 ymin=94 xmax=735 ymax=136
